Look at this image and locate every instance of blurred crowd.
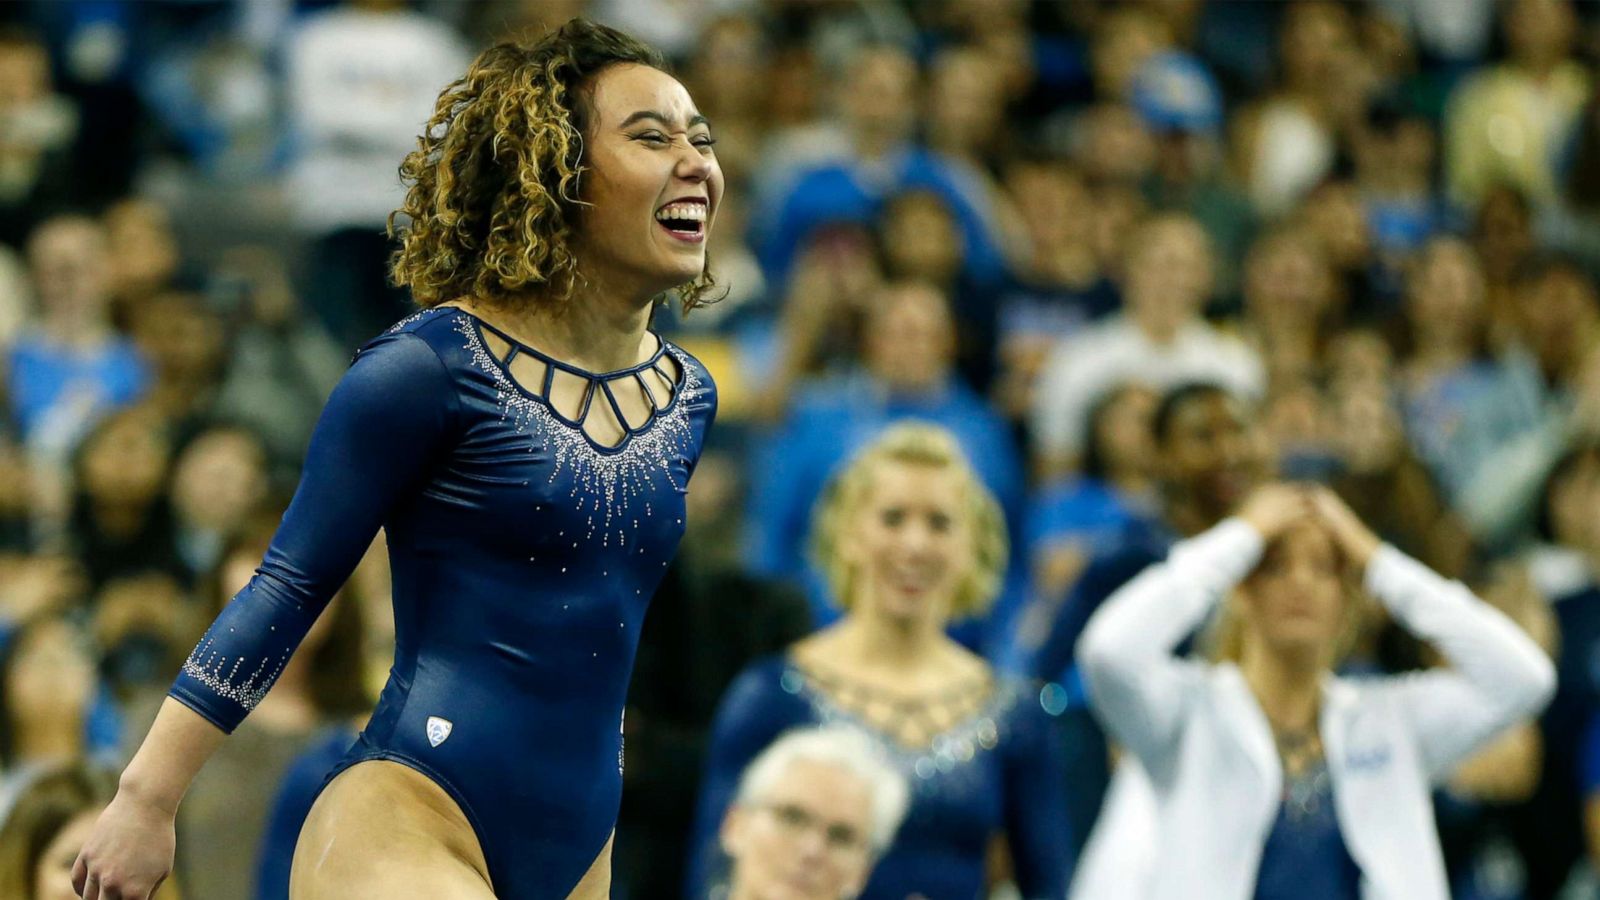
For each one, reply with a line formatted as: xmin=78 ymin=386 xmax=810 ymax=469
xmin=0 ymin=0 xmax=1598 ymax=898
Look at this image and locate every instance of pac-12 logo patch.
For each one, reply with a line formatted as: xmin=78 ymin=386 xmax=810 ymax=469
xmin=426 ymin=716 xmax=453 ymax=748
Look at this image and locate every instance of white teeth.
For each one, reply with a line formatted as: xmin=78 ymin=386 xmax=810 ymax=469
xmin=654 ymin=202 xmax=707 ymax=223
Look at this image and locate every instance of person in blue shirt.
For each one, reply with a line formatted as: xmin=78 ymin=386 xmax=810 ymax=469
xmin=694 ymin=423 xmax=1073 ymax=900
xmin=7 ymin=215 xmax=148 ymax=450
xmin=72 ymin=20 xmax=721 ymax=900
xmin=1020 ymin=384 xmax=1159 ymax=645
xmin=745 ymin=280 xmax=1025 ymax=641
xmin=749 ymin=45 xmax=1009 ymax=292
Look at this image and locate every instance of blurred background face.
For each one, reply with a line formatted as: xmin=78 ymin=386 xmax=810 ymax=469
xmin=880 ymin=193 xmax=961 ymax=285
xmin=1548 ymin=449 xmax=1600 ymax=554
xmin=925 ymin=47 xmax=1003 ymax=159
xmin=1245 ymin=232 xmax=1335 ymax=333
xmin=171 ymin=430 xmax=268 ymax=533
xmin=1080 ymin=103 xmax=1155 ymax=185
xmin=80 ymin=413 xmax=171 ymax=510
xmin=1518 ymin=268 xmax=1599 ymax=370
xmin=1090 ymin=183 xmax=1148 ymax=278
xmin=1239 ymin=523 xmax=1346 ymax=659
xmin=1091 ymin=7 xmax=1169 ymax=98
xmin=0 ymin=38 xmax=46 ymax=109
xmin=104 ymin=199 xmax=180 ymax=303
xmin=1407 ymin=239 xmax=1486 ymax=352
xmin=27 ymin=218 xmax=112 ymax=322
xmin=1007 ymin=162 xmax=1092 ymax=266
xmin=1506 ymin=0 xmax=1575 ymax=68
xmin=1300 ymin=182 xmax=1370 ymax=270
xmin=1474 ymin=187 xmax=1534 ymax=278
xmin=1159 ymin=392 xmax=1263 ymax=516
xmin=864 ymin=283 xmax=956 ymax=393
xmin=840 ymin=48 xmax=917 ymax=146
xmin=686 ymin=15 xmax=768 ymax=120
xmin=845 ymin=460 xmax=970 ymax=628
xmin=723 ymin=758 xmax=876 ymax=900
xmin=5 ymin=619 xmax=96 ymax=733
xmin=132 ymin=294 xmax=226 ymax=386
xmin=1124 ymin=218 xmax=1213 ymax=332
xmin=1279 ymin=1 xmax=1354 ymax=91
xmin=1091 ymin=385 xmax=1158 ymax=482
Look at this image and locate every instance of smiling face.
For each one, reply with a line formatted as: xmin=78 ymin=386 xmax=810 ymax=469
xmin=843 ymin=460 xmax=972 ymax=628
xmin=722 ymin=758 xmax=877 ymax=900
xmin=572 ymin=63 xmax=724 ymax=299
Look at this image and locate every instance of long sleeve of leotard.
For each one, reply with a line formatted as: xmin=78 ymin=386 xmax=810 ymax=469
xmin=169 ymin=332 xmax=461 ymax=732
xmin=1003 ymin=690 xmax=1075 ymax=898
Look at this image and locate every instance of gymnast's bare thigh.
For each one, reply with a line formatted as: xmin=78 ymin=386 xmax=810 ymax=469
xmin=289 ymin=759 xmax=616 ymax=899
xmin=290 ymin=760 xmax=493 ymax=899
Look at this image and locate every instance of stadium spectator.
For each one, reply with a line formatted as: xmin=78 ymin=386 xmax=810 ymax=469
xmin=284 ymin=0 xmax=470 ymax=349
xmin=0 ymin=28 xmax=78 ymax=250
xmin=716 ymin=726 xmax=910 ymax=900
xmin=0 ymin=761 xmax=122 ymax=900
xmin=7 ymin=216 xmax=147 ymax=455
xmin=1076 ymin=485 xmax=1554 ymax=899
xmin=66 ymin=408 xmax=182 ymax=591
xmin=1446 ymin=0 xmax=1591 ymax=209
xmin=1031 ymin=213 xmax=1264 ymax=478
xmin=745 ymin=280 xmax=1024 ymax=631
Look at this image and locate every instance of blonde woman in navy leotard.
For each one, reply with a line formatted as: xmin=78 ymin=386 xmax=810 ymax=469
xmin=72 ymin=20 xmax=722 ymax=900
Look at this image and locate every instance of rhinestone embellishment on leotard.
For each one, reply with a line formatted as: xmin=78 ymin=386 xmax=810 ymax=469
xmin=785 ymin=664 xmax=1024 ymax=790
xmin=457 ymin=316 xmax=702 ymax=548
xmin=180 ymin=637 xmax=291 ymax=711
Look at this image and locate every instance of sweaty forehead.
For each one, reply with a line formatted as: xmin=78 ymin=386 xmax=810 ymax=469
xmin=589 ymin=63 xmax=701 ymax=127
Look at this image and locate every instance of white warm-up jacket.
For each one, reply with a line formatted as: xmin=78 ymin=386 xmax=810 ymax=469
xmin=1075 ymin=519 xmax=1557 ymax=900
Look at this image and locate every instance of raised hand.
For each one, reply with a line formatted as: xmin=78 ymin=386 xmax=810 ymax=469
xmin=1236 ymin=483 xmax=1316 ymax=541
xmin=1308 ymin=485 xmax=1382 ymax=571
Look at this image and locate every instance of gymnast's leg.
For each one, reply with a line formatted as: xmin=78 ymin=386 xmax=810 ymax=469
xmin=290 ymin=761 xmax=495 ymax=900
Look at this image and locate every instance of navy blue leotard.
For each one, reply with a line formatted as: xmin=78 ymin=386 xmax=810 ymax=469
xmin=169 ymin=306 xmax=717 ymax=898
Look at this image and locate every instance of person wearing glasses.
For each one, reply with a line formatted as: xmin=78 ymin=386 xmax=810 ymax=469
xmin=719 ymin=726 xmax=910 ymax=900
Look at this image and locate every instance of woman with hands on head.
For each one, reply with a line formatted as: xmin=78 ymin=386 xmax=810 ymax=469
xmin=1076 ymin=484 xmax=1555 ymax=900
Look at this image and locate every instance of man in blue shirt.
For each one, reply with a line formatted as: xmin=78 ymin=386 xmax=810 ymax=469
xmin=7 ymin=214 xmax=148 ymax=451
xmin=744 ymin=279 xmax=1024 ymax=639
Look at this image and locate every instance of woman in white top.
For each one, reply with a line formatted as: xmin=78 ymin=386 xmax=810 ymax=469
xmin=1076 ymin=484 xmax=1555 ymax=900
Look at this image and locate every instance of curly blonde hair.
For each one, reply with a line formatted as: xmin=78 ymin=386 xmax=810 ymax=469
xmin=810 ymin=423 xmax=1008 ymax=619
xmin=389 ymin=18 xmax=719 ymax=311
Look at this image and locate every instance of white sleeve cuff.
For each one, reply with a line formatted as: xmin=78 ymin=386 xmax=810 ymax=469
xmin=1169 ymin=518 xmax=1266 ymax=593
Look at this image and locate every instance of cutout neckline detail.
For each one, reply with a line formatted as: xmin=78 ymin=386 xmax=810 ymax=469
xmin=466 ymin=311 xmax=671 ymax=382
xmin=446 ymin=308 xmax=690 ymax=454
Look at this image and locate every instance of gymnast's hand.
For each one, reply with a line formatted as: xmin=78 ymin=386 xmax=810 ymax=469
xmin=71 ymin=784 xmax=175 ymax=900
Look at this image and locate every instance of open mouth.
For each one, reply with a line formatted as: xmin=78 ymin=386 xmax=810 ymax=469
xmin=655 ymin=199 xmax=707 ymax=243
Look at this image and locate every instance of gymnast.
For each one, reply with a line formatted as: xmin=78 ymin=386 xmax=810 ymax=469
xmin=72 ymin=18 xmax=720 ymax=900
